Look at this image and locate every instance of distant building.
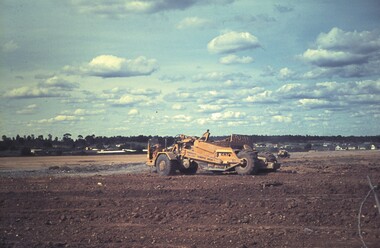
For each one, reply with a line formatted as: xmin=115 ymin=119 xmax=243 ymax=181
xmin=335 ymin=145 xmax=346 ymax=151
xmin=358 ymin=145 xmax=367 ymax=150
xmin=255 ymin=143 xmax=266 ymax=148
xmin=31 ymin=148 xmax=43 ymax=155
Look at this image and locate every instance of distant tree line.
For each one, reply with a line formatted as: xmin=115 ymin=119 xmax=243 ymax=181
xmin=228 ymin=134 xmax=380 ymax=143
xmin=0 ymin=133 xmax=156 ymax=151
xmin=1 ymin=133 xmax=379 ymax=155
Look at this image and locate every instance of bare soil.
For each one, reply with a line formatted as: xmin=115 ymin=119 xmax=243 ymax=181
xmin=0 ymin=151 xmax=379 ymax=247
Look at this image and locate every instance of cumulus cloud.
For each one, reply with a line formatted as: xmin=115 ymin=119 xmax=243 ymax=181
xmin=172 ymin=114 xmax=192 ymax=122
xmin=172 ymin=103 xmax=186 ymax=110
xmin=277 ymin=83 xmax=302 ymax=94
xmin=243 ymin=90 xmax=277 ymax=103
xmin=300 ymin=27 xmax=380 ymax=78
xmin=40 ymin=76 xmax=79 ymax=90
xmin=219 ymin=54 xmax=254 ymax=64
xmin=177 ymin=17 xmax=211 ymax=29
xmin=64 ymin=55 xmax=158 ymax=78
xmin=196 ymin=110 xmax=248 ymax=127
xmin=3 ymin=86 xmax=68 ymax=98
xmin=68 ymin=108 xmax=105 ymax=116
xmin=111 ymin=94 xmax=150 ymax=106
xmin=260 ymin=65 xmax=276 ymax=77
xmin=198 ymin=104 xmax=224 ymax=113
xmin=192 ymin=71 xmax=251 ymax=82
xmin=3 ymin=75 xmax=78 ymax=99
xmin=128 ymin=88 xmax=161 ymax=95
xmin=128 ymin=109 xmax=139 ymax=115
xmin=165 ymin=89 xmax=197 ymax=102
xmin=210 ymin=111 xmax=246 ymax=121
xmin=278 ymin=67 xmax=296 ymax=80
xmin=316 ymin=27 xmax=380 ymax=54
xmin=276 ymin=79 xmax=380 ymax=108
xmin=298 ymin=99 xmax=333 ymax=108
xmin=101 ymin=88 xmax=160 ymax=101
xmin=271 ymin=115 xmax=292 ymax=123
xmin=37 ymin=115 xmax=84 ymax=124
xmin=16 ymin=104 xmax=38 ymax=115
xmin=208 ymin=31 xmax=260 ymax=54
xmin=301 ymin=49 xmax=368 ymax=67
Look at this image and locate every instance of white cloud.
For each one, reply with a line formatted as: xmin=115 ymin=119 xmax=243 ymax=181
xmin=192 ymin=71 xmax=251 ymax=82
xmin=207 ymin=31 xmax=260 ymax=54
xmin=210 ymin=111 xmax=246 ymax=121
xmin=105 ymin=87 xmax=161 ymax=106
xmin=301 ymin=48 xmax=367 ymax=67
xmin=172 ymin=103 xmax=186 ymax=110
xmin=64 ymin=55 xmax=158 ymax=78
xmin=124 ymin=1 xmax=153 ymax=13
xmin=196 ymin=118 xmax=209 ymax=125
xmin=129 ymin=88 xmax=160 ymax=95
xmin=198 ymin=104 xmax=224 ymax=113
xmin=128 ymin=109 xmax=139 ymax=115
xmin=219 ymin=54 xmax=254 ymax=64
xmin=352 ymin=80 xmax=380 ymax=94
xmin=300 ymin=27 xmax=380 ymax=78
xmin=71 ymin=108 xmax=105 ymax=116
xmin=3 ymin=76 xmax=77 ymax=99
xmin=278 ymin=67 xmax=296 ymax=80
xmin=316 ymin=27 xmax=380 ymax=54
xmin=260 ymin=65 xmax=276 ymax=77
xmin=16 ymin=104 xmax=38 ymax=115
xmin=101 ymin=87 xmax=160 ymax=100
xmin=2 ymin=40 xmax=18 ymax=52
xmin=37 ymin=115 xmax=84 ymax=124
xmin=277 ymin=83 xmax=302 ymax=94
xmin=111 ymin=94 xmax=150 ymax=106
xmin=227 ymin=120 xmax=249 ymax=127
xmin=177 ymin=17 xmax=211 ymax=29
xmin=244 ymin=90 xmax=276 ymax=103
xmin=165 ymin=90 xmax=197 ymax=102
xmin=276 ymin=79 xmax=380 ymax=105
xmin=271 ymin=115 xmax=292 ymax=123
xmin=195 ymin=110 xmax=247 ymax=126
xmin=41 ymin=76 xmax=79 ymax=90
xmin=172 ymin=114 xmax=192 ymax=122
xmin=71 ymin=0 xmax=234 ymax=17
xmin=298 ymin=99 xmax=331 ymax=108
xmin=3 ymin=86 xmax=68 ymax=98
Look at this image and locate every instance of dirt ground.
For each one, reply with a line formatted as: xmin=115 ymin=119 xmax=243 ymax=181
xmin=0 ymin=151 xmax=379 ymax=247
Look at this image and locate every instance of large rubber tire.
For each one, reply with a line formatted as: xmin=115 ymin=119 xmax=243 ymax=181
xmin=258 ymin=151 xmax=278 ymax=172
xmin=178 ymin=161 xmax=198 ymax=175
xmin=258 ymin=152 xmax=277 ymax=162
xmin=236 ymin=151 xmax=259 ymax=175
xmin=156 ymin=154 xmax=176 ymax=176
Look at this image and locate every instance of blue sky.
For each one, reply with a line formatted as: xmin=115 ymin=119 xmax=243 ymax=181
xmin=1 ymin=0 xmax=380 ymax=138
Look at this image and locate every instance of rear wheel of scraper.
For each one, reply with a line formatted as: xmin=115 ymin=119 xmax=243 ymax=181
xmin=236 ymin=151 xmax=259 ymax=175
xmin=258 ymin=152 xmax=277 ymax=163
xmin=178 ymin=160 xmax=198 ymax=175
xmin=156 ymin=154 xmax=176 ymax=176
